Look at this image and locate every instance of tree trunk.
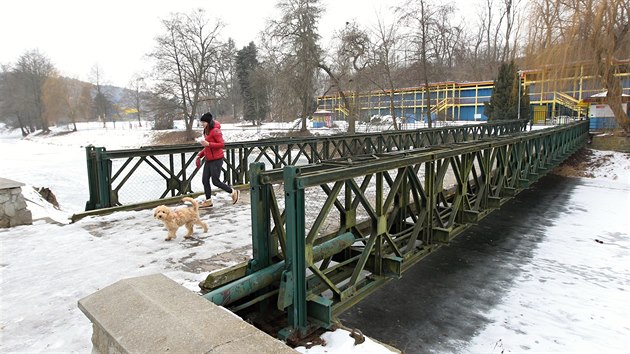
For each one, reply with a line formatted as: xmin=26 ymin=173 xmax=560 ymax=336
xmin=604 ymin=70 xmax=630 ymax=133
xmin=301 ymin=116 xmax=307 ymax=132
xmin=389 ymin=91 xmax=399 ymax=130
xmin=185 ymin=112 xmax=195 ymax=141
xmin=17 ymin=115 xmax=27 ymax=137
xmin=301 ymin=94 xmax=309 ymax=132
xmin=424 ymin=85 xmax=432 ymax=128
xmin=317 ymin=63 xmax=356 ymax=134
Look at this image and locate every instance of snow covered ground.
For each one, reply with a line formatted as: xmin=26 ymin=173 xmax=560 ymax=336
xmin=0 ymin=121 xmax=628 ymax=353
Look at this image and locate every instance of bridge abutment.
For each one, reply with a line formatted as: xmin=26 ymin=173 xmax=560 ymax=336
xmin=78 ymin=273 xmax=297 ymax=354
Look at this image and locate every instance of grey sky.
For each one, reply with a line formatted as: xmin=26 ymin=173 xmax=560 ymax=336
xmin=1 ymin=0 xmax=478 ymax=87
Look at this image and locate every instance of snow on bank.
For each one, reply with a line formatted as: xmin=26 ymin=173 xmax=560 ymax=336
xmin=589 ymin=149 xmax=630 ymax=182
xmin=0 ymin=122 xmax=628 ymax=353
xmin=296 ymin=329 xmax=397 ymax=353
xmin=0 ymin=121 xmax=397 ymax=353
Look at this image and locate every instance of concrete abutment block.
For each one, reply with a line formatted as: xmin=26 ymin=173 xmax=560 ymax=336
xmin=78 ymin=273 xmax=297 ymax=354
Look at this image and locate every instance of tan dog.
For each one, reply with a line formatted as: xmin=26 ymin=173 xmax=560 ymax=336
xmin=153 ymin=197 xmax=208 ymax=241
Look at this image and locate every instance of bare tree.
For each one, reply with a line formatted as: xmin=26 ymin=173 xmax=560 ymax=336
xmin=525 ymin=0 xmax=571 ymax=54
xmin=319 ymin=20 xmax=371 ymax=133
xmin=42 ymin=76 xmax=69 ymax=127
xmin=148 ymin=9 xmax=223 ymax=140
xmin=258 ymin=36 xmax=303 ymax=124
xmin=207 ymin=38 xmax=240 ymax=120
xmin=62 ymin=79 xmax=93 ymax=131
xmin=0 ymin=64 xmax=32 ymax=135
xmin=483 ymin=0 xmax=504 ymax=66
xmin=399 ymin=0 xmax=441 ymax=127
xmin=370 ymin=15 xmax=406 ymax=130
xmin=135 ymin=77 xmax=146 ymax=126
xmin=333 ymin=16 xmax=404 ymax=130
xmin=90 ymin=64 xmax=113 ymax=127
xmin=146 ymin=93 xmax=179 ymax=130
xmin=500 ymin=0 xmax=519 ymax=61
xmin=526 ymin=0 xmax=630 ymax=132
xmin=459 ymin=0 xmax=524 ymax=79
xmin=7 ymin=50 xmax=58 ymax=133
xmin=118 ymin=76 xmax=149 ymax=128
xmin=266 ymin=0 xmax=323 ymax=131
xmin=427 ymin=4 xmax=459 ymax=74
xmin=119 ymin=73 xmax=148 ymax=127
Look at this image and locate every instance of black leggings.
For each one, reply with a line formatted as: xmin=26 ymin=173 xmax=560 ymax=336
xmin=202 ymin=159 xmax=233 ymax=199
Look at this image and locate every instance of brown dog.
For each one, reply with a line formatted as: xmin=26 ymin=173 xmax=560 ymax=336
xmin=153 ymin=197 xmax=208 ymax=241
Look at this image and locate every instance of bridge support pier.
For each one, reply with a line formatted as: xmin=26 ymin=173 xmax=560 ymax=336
xmin=78 ymin=274 xmax=296 ymax=353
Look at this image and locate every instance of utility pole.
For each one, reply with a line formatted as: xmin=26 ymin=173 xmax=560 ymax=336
xmin=517 ymin=70 xmax=522 ymax=120
xmin=136 ymin=77 xmax=144 ymax=127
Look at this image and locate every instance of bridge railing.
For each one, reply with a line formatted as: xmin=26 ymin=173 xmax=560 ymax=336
xmin=84 ymin=120 xmax=528 ymax=210
xmin=202 ymin=120 xmax=589 ymax=339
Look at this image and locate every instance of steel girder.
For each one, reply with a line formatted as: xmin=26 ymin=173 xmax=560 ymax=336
xmin=204 ymin=121 xmax=588 ymax=338
xmin=84 ymin=120 xmax=527 ymax=210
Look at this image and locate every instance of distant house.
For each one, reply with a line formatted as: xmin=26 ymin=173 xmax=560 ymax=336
xmin=583 ymin=92 xmax=630 ymax=130
xmin=312 ymin=110 xmax=333 ymax=128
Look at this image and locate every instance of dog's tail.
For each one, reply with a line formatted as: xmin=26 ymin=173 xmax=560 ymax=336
xmin=182 ymin=197 xmax=198 ymax=211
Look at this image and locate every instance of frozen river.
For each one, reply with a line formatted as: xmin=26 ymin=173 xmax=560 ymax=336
xmin=339 ymin=174 xmax=630 ymax=353
xmin=1 ymin=124 xmax=628 ymax=353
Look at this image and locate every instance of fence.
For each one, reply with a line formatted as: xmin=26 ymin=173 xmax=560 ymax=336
xmin=84 ymin=120 xmax=528 ymax=210
xmin=203 ymin=120 xmax=589 ymax=338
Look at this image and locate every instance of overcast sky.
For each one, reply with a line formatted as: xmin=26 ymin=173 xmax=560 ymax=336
xmin=0 ymin=0 xmax=389 ymax=86
xmin=1 ymin=0 xmax=478 ymax=88
xmin=1 ymin=120 xmax=628 ymax=353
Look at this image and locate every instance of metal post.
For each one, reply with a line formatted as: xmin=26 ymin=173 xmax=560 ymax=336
xmin=517 ymin=70 xmax=522 ymax=121
xmin=203 ymin=232 xmax=355 ymax=307
xmin=94 ymin=147 xmax=111 ymax=209
xmin=283 ymin=166 xmax=307 ymax=333
xmin=249 ymin=163 xmax=273 ymax=273
xmin=84 ymin=146 xmax=98 ymax=211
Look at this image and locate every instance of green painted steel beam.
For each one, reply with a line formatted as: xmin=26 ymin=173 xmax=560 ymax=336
xmin=267 ymin=120 xmax=588 ymax=336
xmin=249 ymin=163 xmax=274 ymax=272
xmin=202 ymin=232 xmax=356 ymax=307
xmin=293 ymin=122 xmax=587 ymax=188
xmin=284 ymin=164 xmax=308 ymax=330
xmin=85 ymin=120 xmax=528 ymax=210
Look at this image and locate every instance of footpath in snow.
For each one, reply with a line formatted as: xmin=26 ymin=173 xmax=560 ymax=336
xmin=0 ymin=121 xmax=628 ymax=353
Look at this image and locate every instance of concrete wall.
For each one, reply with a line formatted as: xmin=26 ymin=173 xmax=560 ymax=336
xmin=78 ymin=273 xmax=297 ymax=354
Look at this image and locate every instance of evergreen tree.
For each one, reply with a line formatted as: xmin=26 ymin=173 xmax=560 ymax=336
xmin=518 ymin=76 xmax=531 ymax=122
xmin=93 ymin=91 xmax=113 ymax=124
xmin=484 ymin=60 xmax=530 ymax=121
xmin=236 ymin=42 xmax=268 ymax=125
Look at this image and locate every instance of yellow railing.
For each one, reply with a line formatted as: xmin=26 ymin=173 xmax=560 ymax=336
xmin=554 ymin=92 xmax=587 ymax=117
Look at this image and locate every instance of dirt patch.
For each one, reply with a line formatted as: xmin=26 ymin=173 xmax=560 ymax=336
xmin=551 ymin=148 xmax=596 ymax=178
xmin=149 ymin=127 xmax=306 ymax=145
xmin=550 ymin=147 xmax=621 ymax=179
xmin=278 ymin=129 xmax=315 ymax=138
xmin=151 ymin=131 xmax=193 ymax=146
xmin=50 ymin=130 xmax=76 ymax=137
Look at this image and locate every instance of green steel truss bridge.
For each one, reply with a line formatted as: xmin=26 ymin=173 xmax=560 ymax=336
xmin=83 ymin=120 xmax=527 ymax=211
xmin=81 ymin=119 xmax=588 ymax=340
xmin=199 ymin=121 xmax=588 ymax=340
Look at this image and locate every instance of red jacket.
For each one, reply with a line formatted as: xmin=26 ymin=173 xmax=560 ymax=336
xmin=197 ymin=121 xmax=225 ymax=161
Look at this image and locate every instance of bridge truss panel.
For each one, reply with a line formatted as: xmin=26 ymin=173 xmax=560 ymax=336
xmin=83 ymin=120 xmax=527 ymax=210
xmin=218 ymin=121 xmax=589 ymax=337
